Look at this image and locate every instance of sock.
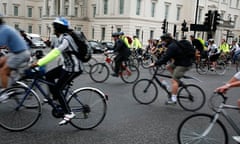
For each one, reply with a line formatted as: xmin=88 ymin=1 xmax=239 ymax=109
xmin=171 ymin=95 xmax=177 ymax=102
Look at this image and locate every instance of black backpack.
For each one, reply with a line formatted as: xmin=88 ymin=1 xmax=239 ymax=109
xmin=175 ymin=40 xmax=196 ymax=62
xmin=67 ymin=30 xmax=92 ymax=62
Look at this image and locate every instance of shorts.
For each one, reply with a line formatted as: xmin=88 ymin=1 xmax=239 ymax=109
xmin=7 ymin=50 xmax=31 ymax=69
xmin=234 ymin=72 xmax=240 ymax=80
xmin=168 ymin=63 xmax=191 ymax=83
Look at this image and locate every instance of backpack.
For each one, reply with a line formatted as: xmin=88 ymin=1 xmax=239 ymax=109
xmin=126 ymin=36 xmax=133 ymax=45
xmin=175 ymin=40 xmax=196 ymax=62
xmin=67 ymin=30 xmax=92 ymax=62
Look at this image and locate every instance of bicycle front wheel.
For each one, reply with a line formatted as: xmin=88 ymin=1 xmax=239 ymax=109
xmin=83 ymin=57 xmax=98 ymax=73
xmin=196 ymin=61 xmax=208 ymax=75
xmin=132 ymin=79 xmax=158 ymax=104
xmin=0 ymin=86 xmax=42 ymax=131
xmin=68 ymin=87 xmax=107 ymax=130
xmin=121 ymin=65 xmax=140 ymax=84
xmin=177 ymin=84 xmax=206 ymax=112
xmin=177 ymin=113 xmax=228 ymax=144
xmin=215 ymin=61 xmax=226 ymax=75
xmin=89 ymin=63 xmax=109 ymax=83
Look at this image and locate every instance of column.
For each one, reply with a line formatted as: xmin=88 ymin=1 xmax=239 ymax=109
xmin=60 ymin=0 xmax=65 ymax=16
xmin=42 ymin=0 xmax=48 ymax=16
xmin=50 ymin=0 xmax=56 ymax=16
xmin=68 ymin=0 xmax=74 ymax=16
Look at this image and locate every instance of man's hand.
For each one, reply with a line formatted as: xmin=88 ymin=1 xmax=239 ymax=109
xmin=215 ymin=83 xmax=230 ymax=93
xmin=31 ymin=62 xmax=39 ymax=68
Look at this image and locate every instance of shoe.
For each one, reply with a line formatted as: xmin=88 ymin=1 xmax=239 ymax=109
xmin=0 ymin=90 xmax=9 ymax=103
xmin=165 ymin=99 xmax=177 ymax=105
xmin=210 ymin=67 xmax=215 ymax=71
xmin=233 ymin=136 xmax=240 ymax=143
xmin=59 ymin=112 xmax=75 ymax=126
xmin=111 ymin=73 xmax=119 ymax=77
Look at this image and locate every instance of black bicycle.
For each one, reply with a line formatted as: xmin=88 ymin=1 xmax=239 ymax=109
xmin=0 ymin=68 xmax=108 ymax=132
xmin=132 ymin=66 xmax=206 ymax=112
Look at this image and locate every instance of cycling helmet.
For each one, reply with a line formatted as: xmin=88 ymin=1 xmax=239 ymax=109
xmin=119 ymin=31 xmax=124 ymax=35
xmin=112 ymin=32 xmax=120 ymax=37
xmin=208 ymin=38 xmax=214 ymax=43
xmin=53 ymin=17 xmax=69 ymax=27
xmin=160 ymin=33 xmax=172 ymax=41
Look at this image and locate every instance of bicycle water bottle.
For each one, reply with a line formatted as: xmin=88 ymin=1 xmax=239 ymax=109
xmin=162 ymin=80 xmax=170 ymax=90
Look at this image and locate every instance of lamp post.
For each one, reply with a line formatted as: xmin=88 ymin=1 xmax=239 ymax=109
xmin=194 ymin=0 xmax=199 ymax=37
xmin=111 ymin=25 xmax=114 ymax=41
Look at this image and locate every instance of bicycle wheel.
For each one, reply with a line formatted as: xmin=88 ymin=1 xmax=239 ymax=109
xmin=236 ymin=60 xmax=240 ymax=72
xmin=141 ymin=55 xmax=154 ymax=69
xmin=196 ymin=61 xmax=208 ymax=75
xmin=0 ymin=86 xmax=41 ymax=131
xmin=177 ymin=113 xmax=228 ymax=144
xmin=132 ymin=79 xmax=158 ymax=104
xmin=215 ymin=61 xmax=226 ymax=75
xmin=68 ymin=87 xmax=107 ymax=130
xmin=121 ymin=64 xmax=140 ymax=84
xmin=89 ymin=63 xmax=109 ymax=83
xmin=83 ymin=57 xmax=98 ymax=73
xmin=177 ymin=84 xmax=206 ymax=112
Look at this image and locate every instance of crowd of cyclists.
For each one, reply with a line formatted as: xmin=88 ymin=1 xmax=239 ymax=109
xmin=1 ymin=14 xmax=240 ymax=142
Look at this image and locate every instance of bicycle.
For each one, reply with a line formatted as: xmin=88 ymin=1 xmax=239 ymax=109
xmin=196 ymin=55 xmax=227 ymax=75
xmin=132 ymin=66 xmax=206 ymax=112
xmin=89 ymin=53 xmax=140 ymax=83
xmin=0 ymin=68 xmax=108 ymax=132
xmin=177 ymin=92 xmax=240 ymax=144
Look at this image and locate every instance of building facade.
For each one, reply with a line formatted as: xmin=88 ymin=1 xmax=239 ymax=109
xmin=0 ymin=0 xmax=239 ymax=46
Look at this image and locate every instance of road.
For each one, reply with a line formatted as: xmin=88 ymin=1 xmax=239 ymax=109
xmin=0 ymin=52 xmax=240 ymax=144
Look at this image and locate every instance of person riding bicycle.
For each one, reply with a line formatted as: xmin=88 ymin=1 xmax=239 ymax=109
xmin=0 ymin=14 xmax=31 ymax=102
xmin=149 ymin=33 xmax=192 ymax=104
xmin=132 ymin=35 xmax=143 ymax=57
xmin=215 ymin=71 xmax=240 ymax=143
xmin=207 ymin=39 xmax=220 ymax=71
xmin=31 ymin=17 xmax=83 ymax=125
xmin=190 ymin=35 xmax=207 ymax=63
xmin=106 ymin=32 xmax=131 ymax=77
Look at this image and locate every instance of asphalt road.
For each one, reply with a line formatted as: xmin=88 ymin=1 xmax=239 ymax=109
xmin=1 ymin=52 xmax=240 ymax=144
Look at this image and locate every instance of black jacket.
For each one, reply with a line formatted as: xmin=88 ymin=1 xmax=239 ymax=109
xmin=113 ymin=38 xmax=131 ymax=59
xmin=155 ymin=40 xmax=192 ymax=67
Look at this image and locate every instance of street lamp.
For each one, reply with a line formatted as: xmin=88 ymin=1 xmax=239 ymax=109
xmin=111 ymin=25 xmax=114 ymax=41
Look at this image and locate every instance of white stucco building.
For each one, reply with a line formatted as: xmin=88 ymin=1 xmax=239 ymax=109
xmin=0 ymin=0 xmax=240 ymax=46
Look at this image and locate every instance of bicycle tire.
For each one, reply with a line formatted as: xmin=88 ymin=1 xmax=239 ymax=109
xmin=121 ymin=64 xmax=140 ymax=84
xmin=68 ymin=87 xmax=107 ymax=130
xmin=196 ymin=61 xmax=208 ymax=75
xmin=177 ymin=113 xmax=228 ymax=144
xmin=89 ymin=63 xmax=109 ymax=83
xmin=215 ymin=61 xmax=226 ymax=75
xmin=0 ymin=86 xmax=42 ymax=131
xmin=132 ymin=79 xmax=158 ymax=104
xmin=141 ymin=55 xmax=154 ymax=69
xmin=177 ymin=84 xmax=206 ymax=112
xmin=83 ymin=57 xmax=98 ymax=73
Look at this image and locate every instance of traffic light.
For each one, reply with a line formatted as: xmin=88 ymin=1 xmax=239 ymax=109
xmin=181 ymin=20 xmax=188 ymax=32
xmin=161 ymin=19 xmax=167 ymax=33
xmin=212 ymin=10 xmax=221 ymax=31
xmin=204 ymin=10 xmax=212 ymax=31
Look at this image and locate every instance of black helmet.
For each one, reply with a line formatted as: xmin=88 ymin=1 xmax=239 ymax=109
xmin=112 ymin=32 xmax=120 ymax=37
xmin=160 ymin=33 xmax=172 ymax=41
xmin=119 ymin=31 xmax=124 ymax=35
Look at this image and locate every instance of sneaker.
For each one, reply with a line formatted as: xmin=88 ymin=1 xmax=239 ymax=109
xmin=165 ymin=99 xmax=177 ymax=105
xmin=111 ymin=73 xmax=119 ymax=77
xmin=210 ymin=67 xmax=215 ymax=71
xmin=59 ymin=112 xmax=75 ymax=126
xmin=233 ymin=136 xmax=240 ymax=143
xmin=0 ymin=90 xmax=9 ymax=103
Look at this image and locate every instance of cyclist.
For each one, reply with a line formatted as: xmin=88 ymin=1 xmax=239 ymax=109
xmin=119 ymin=31 xmax=132 ymax=48
xmin=218 ymin=38 xmax=230 ymax=63
xmin=31 ymin=17 xmax=83 ymax=125
xmin=207 ymin=39 xmax=220 ymax=71
xmin=149 ymin=33 xmax=192 ymax=104
xmin=106 ymin=32 xmax=131 ymax=77
xmin=215 ymin=71 xmax=240 ymax=143
xmin=190 ymin=35 xmax=207 ymax=63
xmin=0 ymin=14 xmax=31 ymax=102
xmin=132 ymin=36 xmax=143 ymax=57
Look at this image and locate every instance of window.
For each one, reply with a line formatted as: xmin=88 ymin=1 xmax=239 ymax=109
xmin=38 ymin=25 xmax=41 ymax=35
xmin=39 ymin=7 xmax=42 ymax=18
xmin=136 ymin=29 xmax=140 ymax=38
xmin=117 ymin=28 xmax=121 ymax=32
xmin=150 ymin=30 xmax=154 ymax=39
xmin=65 ymin=7 xmax=68 ymax=16
xmin=75 ymin=7 xmax=78 ymax=17
xmin=28 ymin=7 xmax=32 ymax=17
xmin=164 ymin=4 xmax=170 ymax=19
xmin=119 ymin=0 xmax=124 ymax=14
xmin=136 ymin=0 xmax=141 ymax=15
xmin=13 ymin=5 xmax=19 ymax=16
xmin=14 ymin=24 xmax=19 ymax=29
xmin=93 ymin=6 xmax=96 ymax=17
xmin=3 ymin=3 xmax=7 ymax=15
xmin=176 ymin=6 xmax=181 ymax=21
xmin=151 ymin=2 xmax=156 ymax=17
xmin=198 ymin=8 xmax=203 ymax=23
xmin=92 ymin=28 xmax=95 ymax=39
xmin=28 ymin=25 xmax=33 ymax=33
xmin=237 ymin=0 xmax=240 ymax=8
xmin=103 ymin=0 xmax=108 ymax=15
xmin=101 ymin=27 xmax=106 ymax=41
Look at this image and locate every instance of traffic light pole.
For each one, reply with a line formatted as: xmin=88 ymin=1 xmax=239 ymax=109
xmin=193 ymin=0 xmax=199 ymax=37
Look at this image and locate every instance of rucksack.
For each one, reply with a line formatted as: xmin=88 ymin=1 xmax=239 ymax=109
xmin=126 ymin=36 xmax=133 ymax=45
xmin=175 ymin=40 xmax=196 ymax=62
xmin=67 ymin=30 xmax=92 ymax=62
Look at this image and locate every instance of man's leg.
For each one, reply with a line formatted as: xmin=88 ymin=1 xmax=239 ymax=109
xmin=0 ymin=63 xmax=12 ymax=88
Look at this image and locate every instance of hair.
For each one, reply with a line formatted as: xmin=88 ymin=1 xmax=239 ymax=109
xmin=53 ymin=22 xmax=69 ymax=34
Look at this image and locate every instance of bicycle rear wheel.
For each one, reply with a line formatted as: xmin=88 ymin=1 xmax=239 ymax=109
xmin=89 ymin=63 xmax=109 ymax=83
xmin=83 ymin=57 xmax=98 ymax=73
xmin=177 ymin=113 xmax=228 ymax=144
xmin=121 ymin=64 xmax=140 ymax=83
xmin=177 ymin=84 xmax=206 ymax=112
xmin=215 ymin=61 xmax=226 ymax=75
xmin=132 ymin=79 xmax=158 ymax=104
xmin=0 ymin=86 xmax=41 ymax=131
xmin=196 ymin=61 xmax=208 ymax=75
xmin=68 ymin=87 xmax=107 ymax=130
